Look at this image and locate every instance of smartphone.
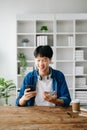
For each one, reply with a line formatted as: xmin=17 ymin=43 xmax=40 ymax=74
xmin=26 ymin=85 xmax=35 ymax=92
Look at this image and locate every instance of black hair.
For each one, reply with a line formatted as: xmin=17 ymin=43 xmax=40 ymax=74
xmin=34 ymin=45 xmax=53 ymax=59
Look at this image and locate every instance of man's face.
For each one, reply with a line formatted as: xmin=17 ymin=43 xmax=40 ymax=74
xmin=35 ymin=56 xmax=51 ymax=74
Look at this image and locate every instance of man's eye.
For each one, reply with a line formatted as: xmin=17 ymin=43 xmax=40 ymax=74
xmin=43 ymin=60 xmax=46 ymax=62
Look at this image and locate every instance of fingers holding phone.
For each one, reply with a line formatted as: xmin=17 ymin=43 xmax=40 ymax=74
xmin=26 ymin=85 xmax=35 ymax=92
xmin=24 ymin=85 xmax=37 ymax=100
xmin=19 ymin=85 xmax=37 ymax=106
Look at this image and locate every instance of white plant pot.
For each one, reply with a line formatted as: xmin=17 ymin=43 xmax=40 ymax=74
xmin=22 ymin=42 xmax=28 ymax=47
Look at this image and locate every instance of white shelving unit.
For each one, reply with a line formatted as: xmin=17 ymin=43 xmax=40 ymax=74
xmin=75 ymin=19 xmax=87 ymax=104
xmin=16 ymin=14 xmax=87 ymax=104
xmin=55 ymin=16 xmax=75 ymax=102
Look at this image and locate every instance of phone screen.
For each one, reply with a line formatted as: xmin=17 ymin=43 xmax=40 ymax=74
xmin=26 ymin=85 xmax=35 ymax=92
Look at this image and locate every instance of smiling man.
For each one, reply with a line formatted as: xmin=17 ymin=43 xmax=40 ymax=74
xmin=16 ymin=45 xmax=71 ymax=107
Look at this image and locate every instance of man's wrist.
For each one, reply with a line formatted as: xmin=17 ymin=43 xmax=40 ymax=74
xmin=54 ymin=98 xmax=64 ymax=106
xmin=19 ymin=96 xmax=27 ymax=106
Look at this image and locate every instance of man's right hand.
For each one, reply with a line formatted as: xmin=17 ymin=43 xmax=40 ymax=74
xmin=19 ymin=88 xmax=37 ymax=106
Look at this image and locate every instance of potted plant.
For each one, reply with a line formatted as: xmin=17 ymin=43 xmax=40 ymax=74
xmin=0 ymin=78 xmax=16 ymax=105
xmin=18 ymin=52 xmax=27 ymax=77
xmin=22 ymin=38 xmax=29 ymax=46
xmin=40 ymin=26 xmax=48 ymax=32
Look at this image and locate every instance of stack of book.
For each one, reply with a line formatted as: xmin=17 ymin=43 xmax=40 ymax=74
xmin=79 ymin=105 xmax=87 ymax=117
xmin=75 ymin=91 xmax=87 ymax=100
xmin=68 ymin=36 xmax=74 ymax=46
xmin=75 ymin=77 xmax=87 ymax=99
xmin=76 ymin=77 xmax=87 ymax=88
xmin=75 ymin=50 xmax=84 ymax=61
xmin=37 ymin=36 xmax=48 ymax=46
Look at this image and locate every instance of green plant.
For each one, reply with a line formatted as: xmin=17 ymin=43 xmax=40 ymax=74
xmin=0 ymin=78 xmax=16 ymax=105
xmin=40 ymin=26 xmax=48 ymax=31
xmin=18 ymin=52 xmax=27 ymax=76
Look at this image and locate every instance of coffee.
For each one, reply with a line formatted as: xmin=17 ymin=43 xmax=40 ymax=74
xmin=72 ymin=99 xmax=80 ymax=113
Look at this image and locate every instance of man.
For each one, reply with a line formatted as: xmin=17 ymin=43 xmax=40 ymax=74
xmin=16 ymin=45 xmax=71 ymax=107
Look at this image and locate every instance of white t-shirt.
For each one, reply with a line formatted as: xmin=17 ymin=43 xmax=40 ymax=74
xmin=35 ymin=77 xmax=55 ymax=106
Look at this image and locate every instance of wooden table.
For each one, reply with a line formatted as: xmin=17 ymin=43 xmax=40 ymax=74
xmin=0 ymin=106 xmax=87 ymax=130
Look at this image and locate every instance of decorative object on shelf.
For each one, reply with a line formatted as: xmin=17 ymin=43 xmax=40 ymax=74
xmin=22 ymin=38 xmax=29 ymax=46
xmin=75 ymin=66 xmax=84 ymax=75
xmin=40 ymin=25 xmax=48 ymax=32
xmin=75 ymin=50 xmax=84 ymax=61
xmin=68 ymin=35 xmax=74 ymax=46
xmin=0 ymin=78 xmax=16 ymax=105
xmin=17 ymin=52 xmax=27 ymax=77
xmin=37 ymin=35 xmax=48 ymax=46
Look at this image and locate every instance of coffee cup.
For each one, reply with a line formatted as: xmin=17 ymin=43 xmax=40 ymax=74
xmin=72 ymin=99 xmax=80 ymax=113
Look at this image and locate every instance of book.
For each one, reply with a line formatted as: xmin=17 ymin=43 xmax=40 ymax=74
xmin=80 ymin=105 xmax=87 ymax=111
xmin=76 ymin=77 xmax=86 ymax=85
xmin=36 ymin=36 xmax=48 ymax=46
xmin=79 ymin=105 xmax=87 ymax=117
xmin=79 ymin=113 xmax=87 ymax=117
xmin=75 ymin=50 xmax=84 ymax=61
xmin=68 ymin=36 xmax=74 ymax=46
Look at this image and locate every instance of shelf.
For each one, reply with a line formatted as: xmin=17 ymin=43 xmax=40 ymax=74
xmin=56 ymin=20 xmax=74 ymax=33
xmin=17 ymin=21 xmax=35 ymax=33
xmin=16 ymin=14 xmax=87 ymax=104
xmin=75 ymin=60 xmax=87 ymax=62
xmin=75 ymin=32 xmax=87 ymax=34
xmin=56 ymin=46 xmax=74 ymax=48
xmin=17 ymin=33 xmax=35 ymax=35
xmin=76 ymin=20 xmax=87 ymax=32
xmin=17 ymin=45 xmax=35 ymax=48
xmin=36 ymin=20 xmax=54 ymax=33
xmin=75 ymin=46 xmax=87 ymax=48
xmin=75 ymin=88 xmax=87 ymax=90
xmin=75 ymin=74 xmax=87 ymax=76
xmin=56 ymin=60 xmax=74 ymax=62
xmin=56 ymin=32 xmax=74 ymax=35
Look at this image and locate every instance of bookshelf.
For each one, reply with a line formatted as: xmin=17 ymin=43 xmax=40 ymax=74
xmin=16 ymin=14 xmax=87 ymax=104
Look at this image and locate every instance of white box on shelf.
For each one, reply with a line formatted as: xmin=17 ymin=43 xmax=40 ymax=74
xmin=75 ymin=66 xmax=84 ymax=75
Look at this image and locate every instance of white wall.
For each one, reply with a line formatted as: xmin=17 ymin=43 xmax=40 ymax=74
xmin=0 ymin=0 xmax=87 ymax=104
